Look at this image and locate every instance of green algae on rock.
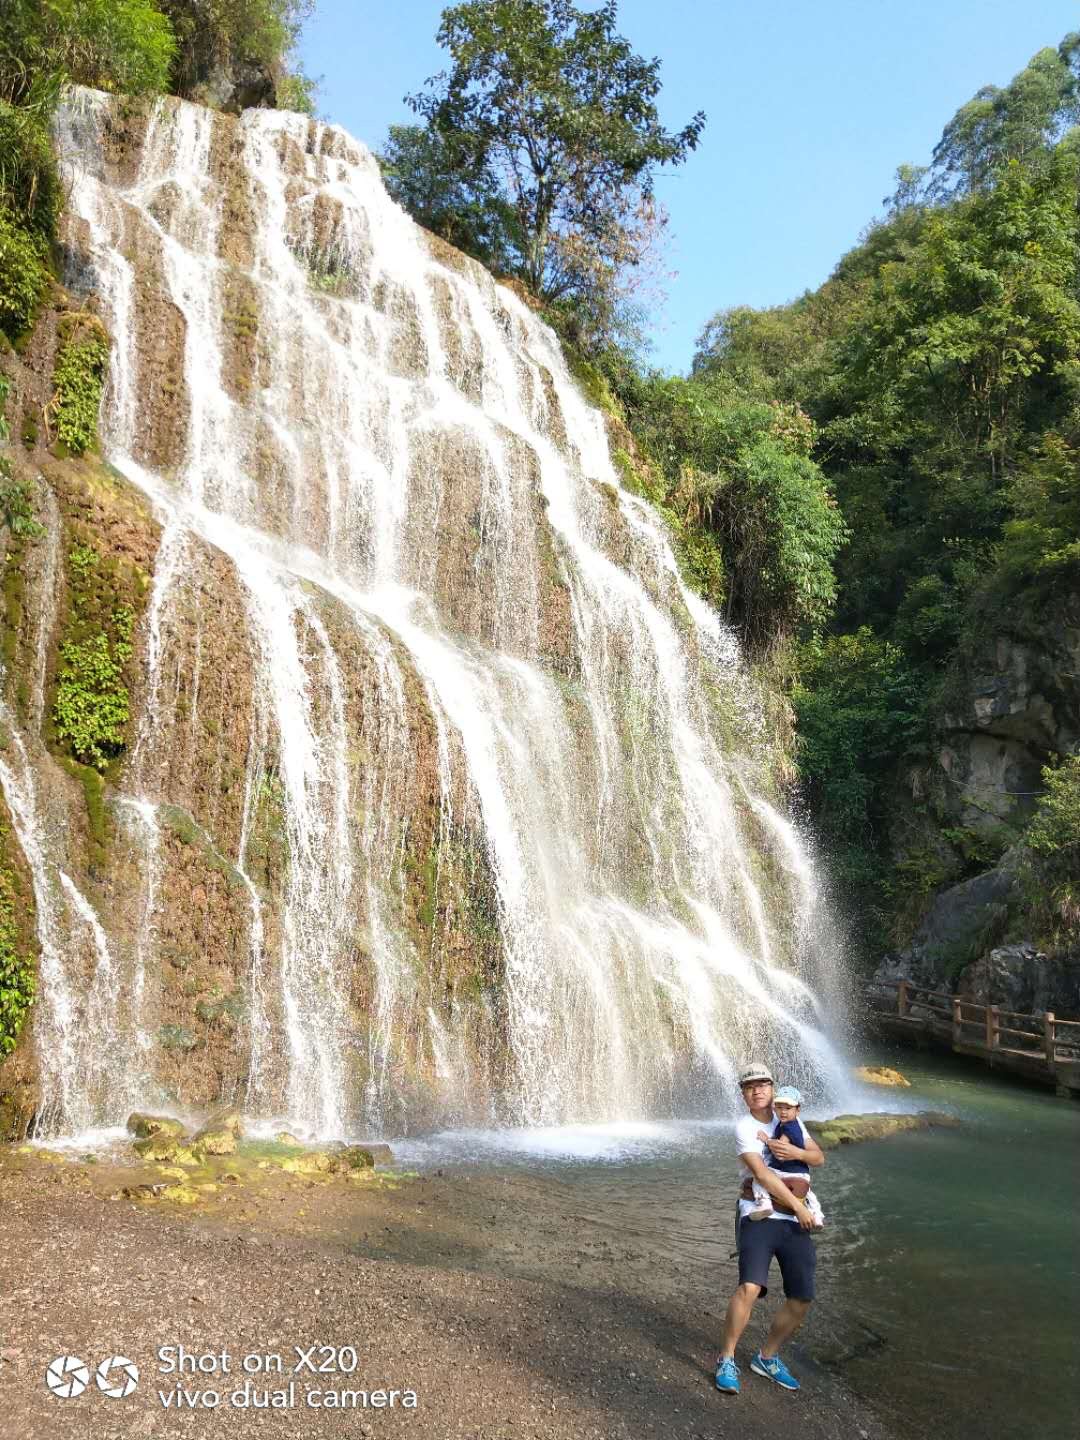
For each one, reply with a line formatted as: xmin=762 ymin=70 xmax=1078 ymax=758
xmin=813 ymin=1111 xmax=959 ymax=1149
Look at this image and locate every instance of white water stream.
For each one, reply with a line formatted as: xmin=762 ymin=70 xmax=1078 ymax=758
xmin=3 ymin=92 xmax=855 ymax=1138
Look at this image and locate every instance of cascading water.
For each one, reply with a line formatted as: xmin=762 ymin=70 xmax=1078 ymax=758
xmin=6 ymin=89 xmax=855 ymax=1138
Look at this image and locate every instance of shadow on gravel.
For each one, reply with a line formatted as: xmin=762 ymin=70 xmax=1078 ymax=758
xmin=346 ymin=1211 xmax=894 ymax=1440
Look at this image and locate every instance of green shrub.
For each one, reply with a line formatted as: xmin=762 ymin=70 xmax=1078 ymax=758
xmin=0 ymin=0 xmax=176 ymax=109
xmin=1027 ymin=754 xmax=1080 ymax=859
xmin=0 ymin=206 xmax=46 ymax=341
xmin=0 ymin=852 xmax=34 ymax=1057
xmin=53 ymin=630 xmax=132 ymax=767
xmin=275 ymin=69 xmax=317 ymax=116
xmin=1000 ymin=433 xmax=1080 ymax=586
xmin=0 ymin=459 xmax=44 ymax=538
xmin=52 ymin=312 xmax=110 ymax=454
xmin=0 ymin=102 xmax=61 ymax=240
xmin=793 ymin=627 xmax=926 ymax=946
xmin=1024 ymin=754 xmax=1080 ymax=944
xmin=52 ymin=542 xmax=134 ymax=770
xmin=608 ymin=369 xmax=846 ymax=649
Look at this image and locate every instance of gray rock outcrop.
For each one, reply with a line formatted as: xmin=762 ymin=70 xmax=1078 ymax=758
xmin=933 ymin=599 xmax=1080 ymax=838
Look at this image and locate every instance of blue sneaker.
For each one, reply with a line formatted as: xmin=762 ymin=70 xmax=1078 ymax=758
xmin=750 ymin=1351 xmax=800 ymax=1390
xmin=714 ymin=1357 xmax=740 ymax=1394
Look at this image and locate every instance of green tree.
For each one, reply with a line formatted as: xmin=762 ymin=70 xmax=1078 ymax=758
xmin=793 ymin=629 xmax=925 ymax=934
xmin=1024 ymin=754 xmax=1080 ymax=946
xmin=840 ymin=154 xmax=1080 ymax=482
xmin=156 ymin=1 xmax=314 ymax=108
xmin=1000 ymin=431 xmax=1080 ymax=584
xmin=379 ymin=123 xmax=518 ymax=271
xmin=614 ymin=371 xmax=847 ymax=649
xmin=919 ymin=34 xmax=1080 ymax=200
xmin=683 ymin=34 xmax=1080 ymax=961
xmin=405 ymin=0 xmax=703 ymax=331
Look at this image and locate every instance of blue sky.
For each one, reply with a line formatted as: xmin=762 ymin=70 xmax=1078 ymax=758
xmin=300 ymin=1 xmax=1080 ymax=372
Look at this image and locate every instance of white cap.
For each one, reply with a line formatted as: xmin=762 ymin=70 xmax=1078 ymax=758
xmin=738 ymin=1062 xmax=774 ymax=1086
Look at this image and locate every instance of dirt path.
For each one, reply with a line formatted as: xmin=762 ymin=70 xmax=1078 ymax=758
xmin=0 ymin=1152 xmax=895 ymax=1440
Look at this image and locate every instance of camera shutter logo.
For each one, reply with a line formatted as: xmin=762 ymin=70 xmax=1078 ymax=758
xmin=45 ymin=1356 xmax=90 ymax=1399
xmin=95 ymin=1355 xmax=139 ymax=1398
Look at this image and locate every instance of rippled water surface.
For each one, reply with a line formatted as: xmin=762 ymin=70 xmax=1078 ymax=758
xmin=393 ymin=1051 xmax=1079 ymax=1440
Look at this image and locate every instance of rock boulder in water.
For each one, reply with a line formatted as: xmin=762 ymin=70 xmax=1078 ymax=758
xmin=854 ymin=1066 xmax=912 ymax=1087
xmin=206 ymin=1109 xmax=245 ymax=1138
xmin=277 ymin=1150 xmax=341 ymax=1176
xmin=131 ymin=1134 xmax=199 ymax=1165
xmin=191 ymin=1125 xmax=237 ymax=1156
xmin=127 ymin=1113 xmax=187 ymax=1139
xmin=338 ymin=1144 xmax=392 ymax=1168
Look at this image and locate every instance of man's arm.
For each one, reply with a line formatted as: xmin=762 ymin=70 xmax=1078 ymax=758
xmin=741 ymin=1152 xmax=815 ymax=1229
xmin=766 ymin=1131 xmax=825 ymax=1168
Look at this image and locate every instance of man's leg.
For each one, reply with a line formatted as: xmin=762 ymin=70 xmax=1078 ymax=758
xmin=760 ymin=1297 xmax=810 ymax=1358
xmin=719 ymin=1219 xmax=775 ymax=1359
xmin=718 ymin=1282 xmax=761 ymax=1358
xmin=761 ymin=1224 xmax=816 ymax=1360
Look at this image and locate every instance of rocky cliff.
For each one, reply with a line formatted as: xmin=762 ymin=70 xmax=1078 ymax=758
xmin=0 ymin=91 xmax=853 ymax=1142
xmin=876 ymin=594 xmax=1080 ymax=1013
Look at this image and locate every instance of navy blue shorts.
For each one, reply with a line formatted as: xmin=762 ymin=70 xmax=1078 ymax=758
xmin=737 ymin=1217 xmax=816 ymax=1300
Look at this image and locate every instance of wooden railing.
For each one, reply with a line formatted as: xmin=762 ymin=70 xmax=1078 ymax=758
xmin=867 ymin=979 xmax=1080 ymax=1076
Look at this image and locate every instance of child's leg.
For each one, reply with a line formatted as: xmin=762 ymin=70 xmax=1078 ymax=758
xmin=748 ymin=1180 xmax=773 ymax=1221
xmin=805 ymin=1188 xmax=825 ymax=1228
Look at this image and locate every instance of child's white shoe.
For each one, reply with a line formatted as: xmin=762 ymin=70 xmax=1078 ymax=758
xmin=748 ymin=1184 xmax=773 ymax=1221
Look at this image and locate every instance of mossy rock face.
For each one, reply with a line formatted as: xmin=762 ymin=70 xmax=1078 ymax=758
xmin=340 ymin=1143 xmax=393 ymax=1167
xmin=127 ymin=1112 xmax=187 ymax=1139
xmin=0 ymin=1084 xmax=37 ymax=1142
xmin=191 ymin=1125 xmax=236 ymax=1156
xmin=813 ymin=1111 xmax=958 ymax=1149
xmin=854 ymin=1065 xmax=912 ymax=1088
xmin=338 ymin=1145 xmax=374 ymax=1170
xmin=206 ymin=1109 xmax=244 ymax=1137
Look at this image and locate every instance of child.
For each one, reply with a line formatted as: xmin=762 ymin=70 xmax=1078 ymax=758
xmin=747 ymin=1085 xmax=825 ymax=1228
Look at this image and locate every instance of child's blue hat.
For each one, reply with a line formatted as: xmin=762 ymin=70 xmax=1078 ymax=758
xmin=774 ymin=1086 xmax=802 ymax=1105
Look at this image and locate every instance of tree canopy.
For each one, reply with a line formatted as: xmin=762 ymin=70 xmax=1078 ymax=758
xmin=393 ymin=0 xmax=703 ymax=341
xmin=689 ymin=34 xmax=1080 ymax=953
xmin=888 ymin=32 xmax=1080 ymax=203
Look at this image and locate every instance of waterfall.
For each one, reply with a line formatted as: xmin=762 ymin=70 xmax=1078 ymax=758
xmin=4 ymin=90 xmax=853 ymax=1137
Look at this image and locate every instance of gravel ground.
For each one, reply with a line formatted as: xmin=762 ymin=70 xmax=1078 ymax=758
xmin=0 ymin=1152 xmax=896 ymax=1440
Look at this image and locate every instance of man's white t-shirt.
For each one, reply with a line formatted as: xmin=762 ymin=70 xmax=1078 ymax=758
xmin=734 ymin=1110 xmax=815 ymax=1223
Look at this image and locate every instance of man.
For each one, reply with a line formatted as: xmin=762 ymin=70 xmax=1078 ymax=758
xmin=715 ymin=1062 xmax=825 ymax=1395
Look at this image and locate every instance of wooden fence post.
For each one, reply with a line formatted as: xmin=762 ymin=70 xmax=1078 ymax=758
xmin=987 ymin=1006 xmax=999 ymax=1049
xmin=1044 ymin=1013 xmax=1056 ymax=1064
xmin=952 ymin=997 xmax=962 ymax=1045
xmin=897 ymin=980 xmax=909 ymax=1019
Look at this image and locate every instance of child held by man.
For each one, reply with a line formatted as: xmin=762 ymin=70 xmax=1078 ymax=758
xmin=747 ymin=1085 xmax=825 ymax=1228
